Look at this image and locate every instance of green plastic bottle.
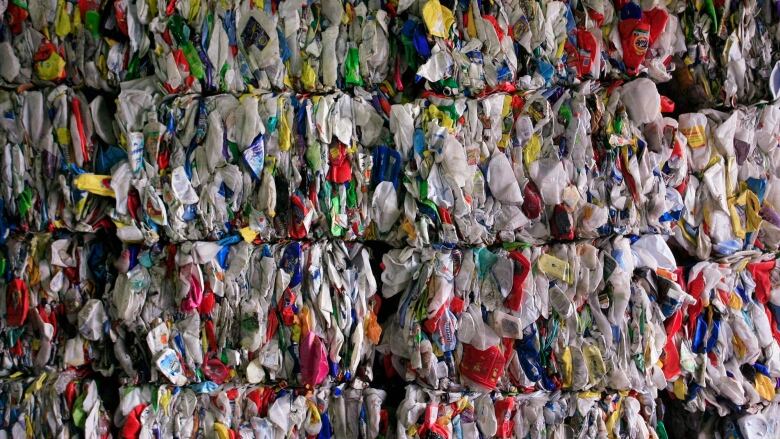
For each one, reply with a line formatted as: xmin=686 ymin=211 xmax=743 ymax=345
xmin=169 ymin=15 xmax=205 ymax=79
xmin=345 ymin=47 xmax=363 ymax=86
xmin=183 ymin=42 xmax=205 ymax=80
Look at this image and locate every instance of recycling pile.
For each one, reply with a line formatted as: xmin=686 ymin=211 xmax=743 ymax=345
xmin=1 ymin=0 xmax=780 ymax=437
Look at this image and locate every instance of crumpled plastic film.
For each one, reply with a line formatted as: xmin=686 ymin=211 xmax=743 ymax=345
xmin=378 ymin=239 xmax=780 ymax=412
